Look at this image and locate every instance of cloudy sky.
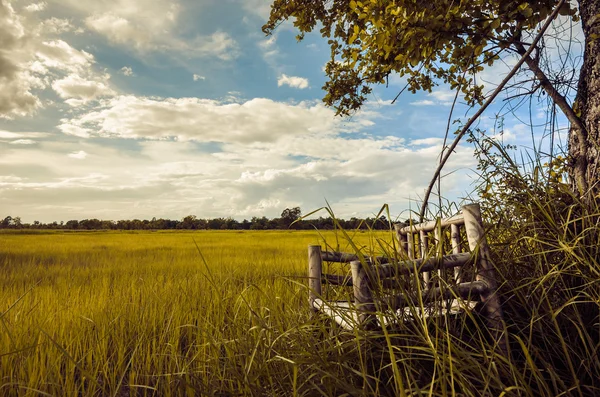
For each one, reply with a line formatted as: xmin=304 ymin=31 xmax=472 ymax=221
xmin=0 ymin=0 xmax=581 ymax=222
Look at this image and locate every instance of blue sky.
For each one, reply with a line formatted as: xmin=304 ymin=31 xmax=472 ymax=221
xmin=0 ymin=0 xmax=581 ymax=222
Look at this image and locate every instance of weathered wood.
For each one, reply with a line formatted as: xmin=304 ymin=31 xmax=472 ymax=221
xmin=407 ymin=232 xmax=415 ymax=260
xmin=308 ymin=245 xmax=323 ymax=311
xmin=322 ymin=273 xmax=353 ymax=286
xmin=321 ymin=251 xmax=390 ymax=264
xmin=350 ymin=260 xmax=376 ymax=327
xmin=309 ymin=203 xmax=508 ymax=358
xmin=420 ymin=230 xmax=431 ymax=287
xmin=312 ymin=298 xmax=357 ymax=330
xmin=433 ymin=225 xmax=443 ymax=282
xmin=312 ymin=297 xmax=477 ymax=329
xmin=382 ymin=280 xmax=489 ymax=310
xmin=394 ymin=224 xmax=409 ymax=256
xmin=450 ymin=223 xmax=462 ymax=282
xmin=376 ymin=252 xmax=472 ymax=279
xmin=397 ymin=212 xmax=464 ymax=234
xmin=462 ymin=203 xmax=508 ymax=357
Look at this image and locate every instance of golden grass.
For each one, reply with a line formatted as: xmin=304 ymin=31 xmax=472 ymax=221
xmin=1 ymin=222 xmax=598 ymax=396
xmin=0 ymin=229 xmax=392 ymax=396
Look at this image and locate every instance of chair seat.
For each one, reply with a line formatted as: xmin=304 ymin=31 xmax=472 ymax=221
xmin=312 ymin=298 xmax=478 ymax=330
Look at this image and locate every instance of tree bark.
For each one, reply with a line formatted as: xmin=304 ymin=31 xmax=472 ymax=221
xmin=570 ymin=0 xmax=600 ymax=197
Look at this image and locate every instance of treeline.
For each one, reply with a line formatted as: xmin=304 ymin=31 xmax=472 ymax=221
xmin=0 ymin=207 xmax=398 ymax=231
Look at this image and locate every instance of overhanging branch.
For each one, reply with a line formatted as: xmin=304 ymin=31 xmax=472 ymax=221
xmin=419 ymin=0 xmax=567 ymax=221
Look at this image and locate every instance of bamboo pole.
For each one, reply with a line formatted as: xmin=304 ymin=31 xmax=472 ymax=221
xmin=450 ymin=223 xmax=461 ymax=283
xmin=407 ymin=232 xmax=415 ymax=260
xmin=394 ymin=224 xmax=409 ymax=257
xmin=308 ymin=245 xmax=323 ymax=311
xmin=433 ymin=224 xmax=442 ymax=282
xmin=420 ymin=230 xmax=431 ymax=288
xmin=377 ymin=252 xmax=472 ymax=278
xmin=398 ymin=213 xmax=464 ymax=234
xmin=321 ymin=251 xmax=390 ymax=264
xmin=350 ymin=260 xmax=376 ymax=328
xmin=383 ymin=280 xmax=489 ymax=310
xmin=462 ymin=204 xmax=509 ymax=357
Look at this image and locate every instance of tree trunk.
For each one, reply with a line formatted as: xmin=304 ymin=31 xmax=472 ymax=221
xmin=569 ymin=0 xmax=600 ymax=197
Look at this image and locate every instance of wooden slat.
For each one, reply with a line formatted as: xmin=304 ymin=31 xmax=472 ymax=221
xmin=351 ymin=260 xmax=376 ymax=327
xmin=321 ymin=251 xmax=390 ymax=264
xmin=407 ymin=232 xmax=415 ymax=260
xmin=322 ymin=273 xmax=353 ymax=286
xmin=308 ymin=245 xmax=323 ymax=310
xmin=312 ymin=298 xmax=359 ymax=330
xmin=450 ymin=223 xmax=461 ymax=282
xmin=376 ymin=252 xmax=472 ymax=278
xmin=312 ymin=298 xmax=479 ymax=330
xmin=434 ymin=225 xmax=442 ymax=282
xmin=382 ymin=280 xmax=489 ymax=311
xmin=394 ymin=224 xmax=409 ymax=256
xmin=463 ymin=203 xmax=508 ymax=357
xmin=420 ymin=229 xmax=430 ymax=287
xmin=397 ymin=212 xmax=464 ymax=234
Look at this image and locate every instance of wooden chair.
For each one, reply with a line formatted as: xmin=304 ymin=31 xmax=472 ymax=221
xmin=307 ymin=203 xmax=508 ymax=356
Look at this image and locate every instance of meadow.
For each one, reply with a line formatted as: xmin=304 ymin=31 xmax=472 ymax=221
xmin=0 ymin=229 xmax=393 ymax=396
xmin=1 ymin=217 xmax=599 ymax=396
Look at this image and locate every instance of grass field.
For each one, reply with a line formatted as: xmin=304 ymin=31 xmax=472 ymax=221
xmin=0 ymin=229 xmax=395 ymax=396
xmin=2 ymin=225 xmax=599 ymax=396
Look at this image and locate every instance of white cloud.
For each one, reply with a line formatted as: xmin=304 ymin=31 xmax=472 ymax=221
xmin=85 ymin=13 xmax=153 ymax=49
xmin=52 ymin=73 xmax=114 ymax=104
xmin=191 ymin=32 xmax=239 ymax=60
xmin=0 ymin=131 xmax=476 ymax=222
xmin=120 ymin=66 xmax=133 ymax=76
xmin=76 ymin=0 xmax=180 ymax=50
xmin=24 ymin=2 xmax=47 ymax=12
xmin=68 ymin=150 xmax=88 ymax=159
xmin=277 ymin=74 xmax=309 ymax=89
xmin=410 ymin=137 xmax=445 ymax=146
xmin=39 ymin=17 xmax=77 ymax=34
xmin=58 ymin=96 xmax=359 ymax=143
xmin=0 ymin=1 xmax=42 ymax=118
xmin=193 ymin=74 xmax=205 ymax=81
xmin=410 ymin=100 xmax=435 ymax=106
xmin=58 ymin=123 xmax=91 ymax=138
xmin=239 ymin=0 xmax=272 ymax=19
xmin=65 ymin=0 xmax=239 ymax=59
xmin=10 ymin=139 xmax=37 ymax=145
xmin=0 ymin=130 xmax=48 ymax=139
xmin=35 ymin=40 xmax=95 ymax=72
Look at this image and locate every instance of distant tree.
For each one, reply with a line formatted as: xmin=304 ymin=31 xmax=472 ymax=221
xmin=179 ymin=215 xmax=200 ymax=229
xmin=280 ymin=207 xmax=302 ymax=229
xmin=65 ymin=220 xmax=79 ymax=229
xmin=250 ymin=216 xmax=269 ymax=230
xmin=1 ymin=216 xmax=12 ymax=228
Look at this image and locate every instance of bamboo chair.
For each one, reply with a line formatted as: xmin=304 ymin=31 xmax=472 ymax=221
xmin=307 ymin=203 xmax=508 ymax=357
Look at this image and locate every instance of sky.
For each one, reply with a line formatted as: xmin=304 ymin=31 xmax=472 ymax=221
xmin=0 ymin=0 xmax=583 ymax=223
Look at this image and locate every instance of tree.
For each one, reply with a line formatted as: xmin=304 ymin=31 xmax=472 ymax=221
xmin=1 ymin=216 xmax=13 ymax=228
xmin=280 ymin=207 xmax=302 ymax=228
xmin=263 ymin=0 xmax=599 ymax=198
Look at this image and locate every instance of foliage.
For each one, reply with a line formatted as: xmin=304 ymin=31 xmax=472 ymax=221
xmin=263 ymin=0 xmax=577 ymax=115
xmin=0 ymin=208 xmax=393 ymax=231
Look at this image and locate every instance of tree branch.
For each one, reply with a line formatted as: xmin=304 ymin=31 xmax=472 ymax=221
xmin=513 ymin=42 xmax=587 ymax=143
xmin=419 ymin=0 xmax=567 ymax=221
